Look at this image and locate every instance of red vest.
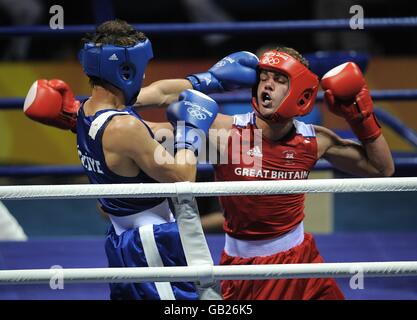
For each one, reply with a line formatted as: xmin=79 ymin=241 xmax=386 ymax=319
xmin=215 ymin=113 xmax=318 ymax=240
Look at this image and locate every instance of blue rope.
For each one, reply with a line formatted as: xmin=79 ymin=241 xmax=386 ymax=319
xmin=0 ymin=165 xmax=84 ymax=177
xmin=1 ymin=156 xmax=415 ymax=177
xmin=3 ymin=90 xmax=417 ymax=110
xmin=1 ymin=17 xmax=417 ymax=37
xmin=211 ymin=89 xmax=417 ymax=103
xmin=374 ymin=108 xmax=417 ymax=148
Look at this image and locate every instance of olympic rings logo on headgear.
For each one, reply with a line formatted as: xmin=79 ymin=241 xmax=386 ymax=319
xmin=187 ymin=107 xmax=207 ymax=120
xmin=262 ymin=51 xmax=289 ymax=61
xmin=261 ymin=57 xmax=280 ymax=65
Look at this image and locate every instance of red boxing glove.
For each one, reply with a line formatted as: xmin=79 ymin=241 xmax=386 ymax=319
xmin=23 ymin=79 xmax=80 ymax=132
xmin=321 ymin=62 xmax=381 ymax=142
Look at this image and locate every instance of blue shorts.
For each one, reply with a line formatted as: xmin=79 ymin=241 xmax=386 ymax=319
xmin=105 ymin=222 xmax=198 ymax=300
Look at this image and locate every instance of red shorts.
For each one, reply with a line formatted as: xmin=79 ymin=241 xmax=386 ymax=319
xmin=220 ymin=233 xmax=344 ymax=300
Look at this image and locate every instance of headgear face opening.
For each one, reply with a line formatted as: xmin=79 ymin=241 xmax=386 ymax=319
xmin=252 ymin=50 xmax=319 ymax=122
xmin=79 ymin=38 xmax=153 ymax=106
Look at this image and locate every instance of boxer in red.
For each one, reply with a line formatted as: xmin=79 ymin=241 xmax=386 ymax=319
xmin=209 ymin=48 xmax=394 ymax=300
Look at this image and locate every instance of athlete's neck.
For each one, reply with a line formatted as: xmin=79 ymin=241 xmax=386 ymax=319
xmin=256 ymin=116 xmax=293 ymax=141
xmin=85 ymin=86 xmax=125 ymax=116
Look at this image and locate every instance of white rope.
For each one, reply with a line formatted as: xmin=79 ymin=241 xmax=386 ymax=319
xmin=0 ymin=177 xmax=416 ymax=200
xmin=0 ymin=261 xmax=416 ymax=284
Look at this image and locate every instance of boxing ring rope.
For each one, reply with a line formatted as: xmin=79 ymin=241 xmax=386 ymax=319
xmin=1 ymin=261 xmax=417 ymax=285
xmin=0 ymin=178 xmax=416 ymax=285
xmin=2 ymin=89 xmax=417 ymax=110
xmin=0 ymin=17 xmax=416 ymax=36
xmin=210 ymin=90 xmax=417 ymax=103
xmin=1 ymin=177 xmax=417 ymax=200
xmin=1 ymin=155 xmax=417 ymax=177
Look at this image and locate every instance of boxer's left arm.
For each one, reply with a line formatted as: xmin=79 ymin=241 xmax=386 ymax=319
xmin=316 ymin=125 xmax=394 ymax=177
xmin=23 ymin=79 xmax=80 ymax=132
xmin=134 ymin=51 xmax=259 ymax=109
xmin=318 ymin=62 xmax=394 ymax=177
xmin=186 ymin=51 xmax=259 ymax=94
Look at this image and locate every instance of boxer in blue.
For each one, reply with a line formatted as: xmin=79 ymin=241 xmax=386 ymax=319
xmin=24 ymin=20 xmax=221 ymax=300
xmin=23 ymin=20 xmax=258 ymax=300
xmin=78 ymin=22 xmax=222 ymax=300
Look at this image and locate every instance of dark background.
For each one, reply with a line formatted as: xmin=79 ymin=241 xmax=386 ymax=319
xmin=0 ymin=0 xmax=416 ymax=61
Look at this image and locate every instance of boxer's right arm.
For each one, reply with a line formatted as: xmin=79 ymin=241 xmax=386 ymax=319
xmin=167 ymin=89 xmax=219 ymax=156
xmin=103 ymin=116 xmax=197 ymax=183
xmin=137 ymin=82 xmax=235 ymax=154
xmin=110 ymin=90 xmax=219 ymax=183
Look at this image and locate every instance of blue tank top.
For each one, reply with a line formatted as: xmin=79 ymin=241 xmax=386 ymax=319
xmin=76 ymin=102 xmax=166 ymax=216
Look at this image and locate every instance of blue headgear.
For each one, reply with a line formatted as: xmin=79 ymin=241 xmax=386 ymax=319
xmin=79 ymin=38 xmax=153 ymax=105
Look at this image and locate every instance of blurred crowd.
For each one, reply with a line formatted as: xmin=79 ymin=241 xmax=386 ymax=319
xmin=0 ymin=0 xmax=416 ymax=61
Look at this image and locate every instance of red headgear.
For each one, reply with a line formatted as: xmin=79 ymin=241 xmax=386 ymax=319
xmin=252 ymin=50 xmax=319 ymax=122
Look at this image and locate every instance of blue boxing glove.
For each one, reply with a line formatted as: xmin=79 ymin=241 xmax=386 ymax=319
xmin=167 ymin=89 xmax=219 ymax=155
xmin=186 ymin=51 xmax=259 ymax=94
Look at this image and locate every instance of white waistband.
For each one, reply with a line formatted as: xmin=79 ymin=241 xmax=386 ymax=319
xmin=108 ymin=199 xmax=175 ymax=236
xmin=224 ymin=222 xmax=305 ymax=258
